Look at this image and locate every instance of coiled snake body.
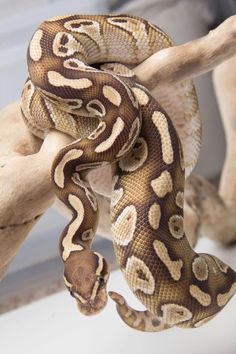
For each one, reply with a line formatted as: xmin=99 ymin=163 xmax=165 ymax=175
xmin=21 ymin=14 xmax=236 ymax=331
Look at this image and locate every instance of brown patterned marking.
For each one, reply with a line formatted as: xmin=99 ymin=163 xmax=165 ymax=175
xmin=48 ymin=71 xmax=93 ymax=89
xmin=64 ymin=276 xmax=88 ymax=304
xmin=192 ymin=256 xmax=208 ymax=281
xmin=148 ymin=203 xmax=161 ymax=230
xmin=85 ymin=188 xmax=98 ymax=212
xmin=52 ymin=32 xmax=86 ymax=58
xmin=119 ymin=137 xmax=148 ymax=172
xmin=61 ymin=194 xmax=84 ymax=261
xmin=153 ymin=240 xmax=183 ymax=281
xmin=115 ymin=75 xmax=138 ymax=109
xmin=212 ymin=256 xmax=229 ymax=274
xmin=102 ymin=85 xmax=121 ymax=106
xmin=54 ymin=149 xmax=83 ymax=188
xmin=161 ymin=304 xmax=192 ymax=326
xmin=189 ymin=285 xmax=211 ymax=307
xmin=124 ymin=256 xmax=155 ymax=295
xmin=100 ymin=63 xmax=134 ymax=77
xmin=168 ymin=215 xmax=184 ymax=239
xmin=132 ymin=87 xmax=149 ymax=105
xmin=39 ymin=88 xmax=84 ymax=110
xmin=109 ymin=292 xmax=167 ymax=332
xmin=194 ymin=314 xmax=216 ymax=328
xmin=116 ymin=117 xmax=140 ymax=158
xmin=217 ymin=282 xmax=236 ymax=307
xmin=175 ymin=191 xmax=184 ymax=209
xmin=81 ymin=229 xmax=94 ymax=241
xmin=151 ymin=170 xmax=173 ymax=198
xmin=111 ymin=205 xmax=137 ymax=246
xmin=72 ymin=172 xmax=97 ymax=211
xmin=88 ymin=121 xmax=106 ymax=140
xmin=95 ymin=117 xmax=124 ymax=153
xmin=66 ymin=100 xmax=83 ymax=109
xmin=107 ymin=17 xmax=149 ymax=55
xmin=64 ymin=19 xmax=100 ymax=35
xmin=21 ymin=80 xmax=35 ymax=121
xmin=72 ymin=172 xmax=89 ymax=189
xmin=44 ymin=99 xmax=77 ymax=128
xmin=152 ymin=111 xmax=174 ymax=165
xmin=86 ymin=99 xmax=106 ymax=117
xmin=64 ymin=58 xmax=89 ymax=70
xmin=75 ymin=161 xmax=106 ymax=172
xmin=29 ymin=29 xmax=43 ymax=61
xmin=94 ymin=252 xmax=106 ymax=277
xmin=64 ymin=19 xmax=103 ymax=53
xmin=63 ymin=276 xmax=73 ymax=289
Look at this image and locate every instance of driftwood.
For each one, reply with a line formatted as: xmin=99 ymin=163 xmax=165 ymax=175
xmin=1 ymin=16 xmax=236 ymax=279
xmin=180 ymin=56 xmax=236 ymax=247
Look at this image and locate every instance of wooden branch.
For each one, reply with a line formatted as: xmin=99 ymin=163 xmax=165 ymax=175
xmin=2 ymin=16 xmax=236 ymax=278
xmin=185 ymin=174 xmax=236 ymax=245
xmin=135 ymin=16 xmax=236 ymax=90
xmin=213 ymin=56 xmax=236 ymax=208
xmin=0 ymin=103 xmax=73 ymax=278
xmin=181 ymin=55 xmax=236 ymax=246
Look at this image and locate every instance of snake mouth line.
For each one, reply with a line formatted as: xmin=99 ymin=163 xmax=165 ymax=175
xmin=77 ymin=297 xmax=108 ymax=316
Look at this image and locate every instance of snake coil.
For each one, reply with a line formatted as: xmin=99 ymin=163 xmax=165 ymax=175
xmin=21 ymin=14 xmax=236 ymax=331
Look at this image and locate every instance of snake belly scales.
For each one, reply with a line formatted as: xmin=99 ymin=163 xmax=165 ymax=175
xmin=21 ymin=14 xmax=236 ymax=332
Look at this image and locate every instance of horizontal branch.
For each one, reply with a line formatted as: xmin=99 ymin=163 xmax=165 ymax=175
xmin=135 ymin=16 xmax=236 ymax=90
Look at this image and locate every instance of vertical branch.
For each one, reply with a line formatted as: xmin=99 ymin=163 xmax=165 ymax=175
xmin=213 ymin=56 xmax=236 ymax=208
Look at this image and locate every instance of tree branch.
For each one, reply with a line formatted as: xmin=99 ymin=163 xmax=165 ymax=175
xmin=135 ymin=16 xmax=236 ymax=90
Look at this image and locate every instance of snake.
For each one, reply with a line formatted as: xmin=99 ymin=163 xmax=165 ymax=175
xmin=21 ymin=14 xmax=236 ymax=331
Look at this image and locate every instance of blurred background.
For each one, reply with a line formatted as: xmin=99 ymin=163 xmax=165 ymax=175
xmin=0 ymin=1 xmax=236 ymax=353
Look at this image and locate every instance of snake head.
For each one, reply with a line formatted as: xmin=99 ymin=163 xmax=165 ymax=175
xmin=64 ymin=249 xmax=109 ymax=316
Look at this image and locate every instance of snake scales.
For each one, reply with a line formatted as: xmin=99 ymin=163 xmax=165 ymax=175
xmin=21 ymin=14 xmax=236 ymax=331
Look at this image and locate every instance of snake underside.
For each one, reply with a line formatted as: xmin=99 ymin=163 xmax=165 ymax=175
xmin=21 ymin=14 xmax=236 ymax=331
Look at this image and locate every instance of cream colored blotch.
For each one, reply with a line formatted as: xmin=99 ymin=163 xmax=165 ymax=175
xmin=103 ymin=85 xmax=121 ymax=106
xmin=152 ymin=111 xmax=173 ymax=165
xmin=111 ymin=205 xmax=137 ymax=246
xmin=29 ymin=29 xmax=43 ymax=61
xmin=132 ymin=87 xmax=149 ymax=106
xmin=54 ymin=149 xmax=83 ymax=188
xmin=189 ymin=285 xmax=211 ymax=307
xmin=62 ymin=194 xmax=84 ymax=261
xmin=153 ymin=240 xmax=183 ymax=281
xmin=148 ymin=203 xmax=161 ymax=230
xmin=168 ymin=215 xmax=184 ymax=239
xmin=124 ymin=256 xmax=155 ymax=295
xmin=217 ymin=282 xmax=236 ymax=307
xmin=192 ymin=256 xmax=208 ymax=281
xmin=151 ymin=170 xmax=173 ymax=198
xmin=48 ymin=71 xmax=93 ymax=89
xmin=161 ymin=304 xmax=192 ymax=326
xmin=95 ymin=117 xmax=124 ymax=153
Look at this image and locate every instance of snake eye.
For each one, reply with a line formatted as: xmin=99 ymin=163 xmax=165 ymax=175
xmin=97 ymin=276 xmax=106 ymax=287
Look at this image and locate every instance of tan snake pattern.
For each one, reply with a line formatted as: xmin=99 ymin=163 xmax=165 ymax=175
xmin=21 ymin=14 xmax=236 ymax=331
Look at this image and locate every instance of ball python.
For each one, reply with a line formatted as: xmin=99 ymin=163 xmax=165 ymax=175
xmin=21 ymin=14 xmax=236 ymax=331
